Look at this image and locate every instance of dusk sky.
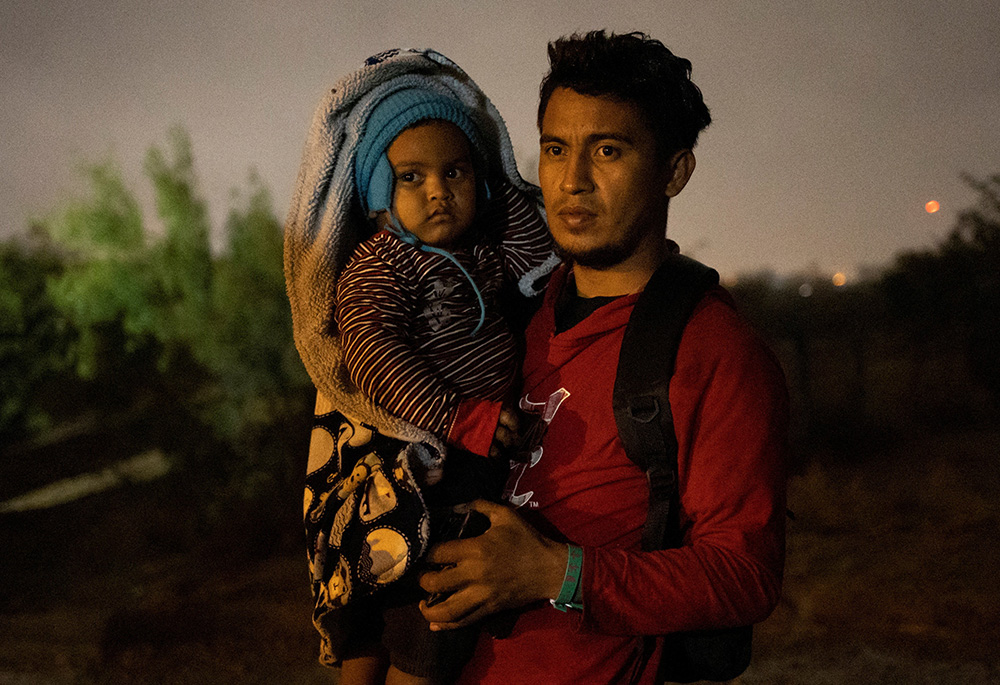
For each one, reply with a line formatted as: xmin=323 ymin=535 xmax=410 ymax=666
xmin=3 ymin=0 xmax=998 ymax=279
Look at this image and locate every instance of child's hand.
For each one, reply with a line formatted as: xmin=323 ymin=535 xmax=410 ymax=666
xmin=487 ymin=407 xmax=519 ymax=458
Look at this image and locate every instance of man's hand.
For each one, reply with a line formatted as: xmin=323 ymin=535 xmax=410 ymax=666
xmin=418 ymin=499 xmax=568 ymax=630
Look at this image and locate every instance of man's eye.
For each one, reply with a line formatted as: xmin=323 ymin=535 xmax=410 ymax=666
xmin=597 ymin=145 xmax=618 ymax=157
xmin=543 ymin=145 xmax=563 ymax=157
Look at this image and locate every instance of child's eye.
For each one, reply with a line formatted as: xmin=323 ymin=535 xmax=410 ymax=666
xmin=445 ymin=165 xmax=473 ymax=180
xmin=397 ymin=172 xmax=418 ymax=183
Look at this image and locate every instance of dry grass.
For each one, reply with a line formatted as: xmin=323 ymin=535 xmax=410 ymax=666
xmin=742 ymin=428 xmax=1000 ymax=684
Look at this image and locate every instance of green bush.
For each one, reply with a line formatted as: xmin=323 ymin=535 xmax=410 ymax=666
xmin=12 ymin=128 xmax=313 ymax=522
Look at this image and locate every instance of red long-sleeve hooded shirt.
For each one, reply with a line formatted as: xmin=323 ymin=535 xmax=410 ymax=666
xmin=459 ymin=265 xmax=789 ymax=685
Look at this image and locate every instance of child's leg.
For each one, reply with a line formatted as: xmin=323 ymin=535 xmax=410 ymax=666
xmin=338 ymin=643 xmax=388 ymax=685
xmin=385 ymin=665 xmax=438 ymax=685
xmin=381 ymin=590 xmax=479 ymax=685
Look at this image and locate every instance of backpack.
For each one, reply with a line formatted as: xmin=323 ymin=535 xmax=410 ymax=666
xmin=612 ymin=253 xmax=754 ymax=683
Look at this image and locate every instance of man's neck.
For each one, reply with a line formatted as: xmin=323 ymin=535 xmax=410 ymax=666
xmin=572 ymin=239 xmax=671 ymax=298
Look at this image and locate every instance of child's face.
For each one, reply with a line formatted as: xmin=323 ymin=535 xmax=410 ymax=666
xmin=385 ymin=120 xmax=477 ymax=249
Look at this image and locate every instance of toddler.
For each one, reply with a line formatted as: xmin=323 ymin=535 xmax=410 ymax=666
xmin=285 ymin=50 xmax=557 ymax=685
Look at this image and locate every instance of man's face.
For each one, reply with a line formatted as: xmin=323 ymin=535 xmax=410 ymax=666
xmin=387 ymin=120 xmax=476 ymax=249
xmin=538 ymin=88 xmax=675 ymax=269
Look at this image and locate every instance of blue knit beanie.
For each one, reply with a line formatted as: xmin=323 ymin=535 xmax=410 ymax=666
xmin=354 ymin=87 xmax=483 ymax=215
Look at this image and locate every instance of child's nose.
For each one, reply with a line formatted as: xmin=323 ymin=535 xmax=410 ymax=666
xmin=427 ymin=176 xmax=454 ymax=201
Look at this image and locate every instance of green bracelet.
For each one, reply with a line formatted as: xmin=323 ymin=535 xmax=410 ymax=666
xmin=550 ymin=544 xmax=583 ymax=612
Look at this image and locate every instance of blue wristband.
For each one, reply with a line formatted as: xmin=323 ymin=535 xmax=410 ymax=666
xmin=550 ymin=544 xmax=583 ymax=612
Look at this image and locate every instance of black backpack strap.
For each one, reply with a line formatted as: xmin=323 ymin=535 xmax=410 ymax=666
xmin=613 ymin=254 xmax=756 ymax=684
xmin=612 ymin=253 xmax=719 ymax=552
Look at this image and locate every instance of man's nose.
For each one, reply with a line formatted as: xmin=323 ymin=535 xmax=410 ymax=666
xmin=560 ymin=152 xmax=594 ymax=194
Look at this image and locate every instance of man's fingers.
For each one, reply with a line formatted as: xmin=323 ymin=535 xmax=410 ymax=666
xmin=423 ymin=537 xmax=469 ymax=566
xmin=428 ymin=609 xmax=488 ymax=631
xmin=420 ymin=587 xmax=490 ymax=629
xmin=418 ymin=557 xmax=465 ymax=594
xmin=464 ymin=498 xmax=512 ymax=523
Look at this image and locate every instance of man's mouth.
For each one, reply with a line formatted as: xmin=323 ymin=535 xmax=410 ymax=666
xmin=556 ymin=206 xmax=597 ymax=229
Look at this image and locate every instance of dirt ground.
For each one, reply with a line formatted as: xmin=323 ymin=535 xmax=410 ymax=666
xmin=2 ymin=428 xmax=998 ymax=684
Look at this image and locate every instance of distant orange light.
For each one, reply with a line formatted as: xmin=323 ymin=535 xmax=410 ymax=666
xmin=925 ymin=200 xmax=940 ymax=213
xmin=832 ymin=272 xmax=847 ymax=287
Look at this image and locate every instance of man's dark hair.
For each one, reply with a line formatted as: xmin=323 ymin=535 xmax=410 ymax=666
xmin=538 ymin=30 xmax=712 ymax=157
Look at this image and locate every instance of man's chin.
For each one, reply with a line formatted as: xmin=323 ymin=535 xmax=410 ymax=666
xmin=554 ymin=241 xmax=632 ymax=270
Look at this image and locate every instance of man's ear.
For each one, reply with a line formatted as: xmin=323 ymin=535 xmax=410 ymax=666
xmin=664 ymin=149 xmax=696 ymax=198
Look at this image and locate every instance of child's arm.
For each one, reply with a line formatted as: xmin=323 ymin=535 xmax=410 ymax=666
xmin=485 ymin=182 xmax=557 ymax=286
xmin=336 ymin=244 xmax=504 ymax=457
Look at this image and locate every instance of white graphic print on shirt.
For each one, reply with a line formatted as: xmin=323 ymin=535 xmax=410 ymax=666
xmin=421 ymin=278 xmax=460 ymax=331
xmin=503 ymin=387 xmax=570 ymax=508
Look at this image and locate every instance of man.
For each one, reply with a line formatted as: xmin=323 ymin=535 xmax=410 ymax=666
xmin=419 ymin=31 xmax=788 ymax=684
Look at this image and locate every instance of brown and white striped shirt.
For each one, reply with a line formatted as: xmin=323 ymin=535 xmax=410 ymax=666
xmin=335 ymin=183 xmax=554 ymax=451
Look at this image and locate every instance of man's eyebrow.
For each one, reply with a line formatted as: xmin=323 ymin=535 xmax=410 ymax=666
xmin=539 ymin=132 xmax=637 ymax=146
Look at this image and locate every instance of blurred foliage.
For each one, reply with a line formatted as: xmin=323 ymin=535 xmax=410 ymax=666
xmin=43 ymin=159 xmax=151 ymax=378
xmin=1 ymin=128 xmax=313 ymax=535
xmin=39 ymin=127 xmax=311 ymax=430
xmin=143 ymin=127 xmax=214 ymax=363
xmin=0 ymin=234 xmax=73 ymax=440
xmin=203 ymin=173 xmax=311 ymax=443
